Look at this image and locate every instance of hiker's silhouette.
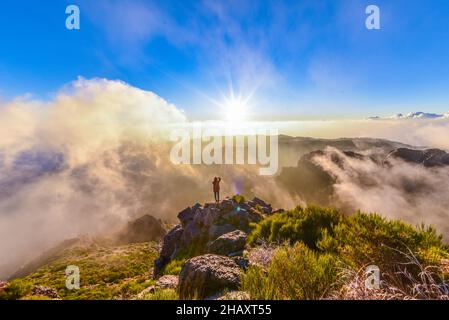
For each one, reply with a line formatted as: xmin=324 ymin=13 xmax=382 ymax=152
xmin=212 ymin=177 xmax=221 ymax=203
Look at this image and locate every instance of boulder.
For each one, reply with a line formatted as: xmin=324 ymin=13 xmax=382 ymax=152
xmin=154 ymin=224 xmax=183 ymax=277
xmin=180 ymin=220 xmax=205 ymax=247
xmin=218 ymin=199 xmax=235 ymax=212
xmin=160 ymin=224 xmax=183 ymax=259
xmin=252 ymin=197 xmax=269 ymax=207
xmin=251 ymin=197 xmax=272 ymax=214
xmin=156 ymin=275 xmax=179 ymax=289
xmin=221 ymin=208 xmax=261 ymax=231
xmin=178 ymin=206 xmax=195 ymax=227
xmin=138 ymin=275 xmax=179 ymax=298
xmin=208 ymin=224 xmax=237 ymax=241
xmin=179 ymin=254 xmax=241 ymax=299
xmin=32 ymin=285 xmax=60 ymax=299
xmin=193 ymin=206 xmax=221 ymax=228
xmin=207 ymin=230 xmax=247 ymax=256
xmin=116 ymin=214 xmax=166 ymax=245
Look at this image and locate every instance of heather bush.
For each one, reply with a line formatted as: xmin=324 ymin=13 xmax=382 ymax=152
xmin=242 ymin=242 xmax=340 ymax=299
xmin=248 ymin=205 xmax=341 ymax=249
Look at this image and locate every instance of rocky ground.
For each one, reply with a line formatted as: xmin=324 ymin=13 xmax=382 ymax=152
xmin=2 ymin=194 xmax=448 ymax=300
xmin=153 ymin=195 xmax=280 ymax=299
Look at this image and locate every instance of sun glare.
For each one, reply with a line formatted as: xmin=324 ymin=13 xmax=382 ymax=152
xmin=221 ymin=96 xmax=249 ymax=122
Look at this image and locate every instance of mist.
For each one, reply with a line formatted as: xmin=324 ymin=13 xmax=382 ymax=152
xmin=313 ymin=147 xmax=449 ymax=238
xmin=1 ymin=77 xmax=449 ymax=279
xmin=0 ymin=78 xmax=295 ymax=278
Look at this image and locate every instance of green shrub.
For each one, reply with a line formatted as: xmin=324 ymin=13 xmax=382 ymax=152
xmin=247 ymin=205 xmax=449 ymax=290
xmin=232 ymin=194 xmax=246 ymax=204
xmin=141 ymin=289 xmax=179 ymax=300
xmin=0 ymin=279 xmax=32 ymax=300
xmin=248 ymin=205 xmax=341 ymax=250
xmin=172 ymin=240 xmax=207 ymax=261
xmin=242 ymin=242 xmax=340 ymax=299
xmin=163 ymin=259 xmax=186 ymax=276
xmin=332 ymin=212 xmax=447 ymax=275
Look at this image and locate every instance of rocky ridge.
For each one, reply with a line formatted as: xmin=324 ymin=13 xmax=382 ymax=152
xmin=153 ymin=196 xmax=277 ymax=299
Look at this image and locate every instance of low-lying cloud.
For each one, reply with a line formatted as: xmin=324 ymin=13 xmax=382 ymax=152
xmin=1 ymin=77 xmax=449 ymax=279
xmin=0 ymin=78 xmax=188 ymax=276
xmin=313 ymin=147 xmax=449 ymax=238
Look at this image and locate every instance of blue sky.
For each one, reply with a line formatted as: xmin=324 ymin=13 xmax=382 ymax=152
xmin=1 ymin=0 xmax=449 ymax=120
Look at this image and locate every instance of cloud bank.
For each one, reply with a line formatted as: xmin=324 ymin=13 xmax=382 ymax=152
xmin=313 ymin=147 xmax=449 ymax=238
xmin=1 ymin=77 xmax=449 ymax=279
xmin=0 ymin=78 xmax=187 ymax=276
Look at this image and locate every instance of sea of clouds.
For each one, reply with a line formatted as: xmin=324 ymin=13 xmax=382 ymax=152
xmin=1 ymin=77 xmax=449 ymax=278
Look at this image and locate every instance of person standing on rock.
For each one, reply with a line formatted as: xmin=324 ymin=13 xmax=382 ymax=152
xmin=212 ymin=177 xmax=221 ymax=203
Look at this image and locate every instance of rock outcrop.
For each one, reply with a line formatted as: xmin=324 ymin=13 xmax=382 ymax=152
xmin=31 ymin=285 xmax=60 ymax=299
xmin=137 ymin=275 xmax=178 ymax=298
xmin=178 ymin=254 xmax=241 ymax=299
xmin=115 ymin=214 xmax=166 ymax=245
xmin=153 ymin=196 xmax=273 ymax=278
xmin=207 ymin=230 xmax=247 ymax=256
xmin=153 ymin=224 xmax=183 ymax=277
xmin=386 ymin=148 xmax=449 ymax=167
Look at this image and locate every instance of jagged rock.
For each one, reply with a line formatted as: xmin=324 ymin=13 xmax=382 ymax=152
xmin=249 ymin=207 xmax=264 ymax=221
xmin=387 ymin=148 xmax=449 ymax=167
xmin=116 ymin=214 xmax=166 ymax=245
xmin=32 ymin=285 xmax=60 ymax=299
xmin=153 ymin=197 xmax=271 ymax=287
xmin=193 ymin=206 xmax=221 ymax=228
xmin=208 ymin=224 xmax=237 ymax=241
xmin=251 ymin=197 xmax=272 ymax=214
xmin=179 ymin=254 xmax=241 ymax=299
xmin=207 ymin=230 xmax=247 ymax=256
xmin=178 ymin=205 xmax=198 ymax=227
xmin=180 ymin=220 xmax=205 ymax=247
xmin=154 ymin=224 xmax=183 ymax=277
xmin=221 ymin=208 xmax=262 ymax=231
xmin=160 ymin=224 xmax=183 ymax=259
xmin=219 ymin=199 xmax=235 ymax=212
xmin=156 ymin=275 xmax=179 ymax=289
xmin=252 ymin=197 xmax=269 ymax=208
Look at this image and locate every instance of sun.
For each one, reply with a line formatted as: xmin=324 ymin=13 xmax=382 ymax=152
xmin=220 ymin=95 xmax=249 ymax=122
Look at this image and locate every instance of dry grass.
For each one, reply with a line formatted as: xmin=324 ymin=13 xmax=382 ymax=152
xmin=330 ymin=246 xmax=449 ymax=300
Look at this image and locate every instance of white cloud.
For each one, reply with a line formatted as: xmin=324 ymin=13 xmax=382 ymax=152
xmin=313 ymin=147 xmax=449 ymax=238
xmin=369 ymin=111 xmax=449 ymax=120
xmin=0 ymin=78 xmax=186 ymax=275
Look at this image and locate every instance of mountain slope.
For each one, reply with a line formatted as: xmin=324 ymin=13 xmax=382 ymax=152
xmin=1 ymin=241 xmax=159 ymax=300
